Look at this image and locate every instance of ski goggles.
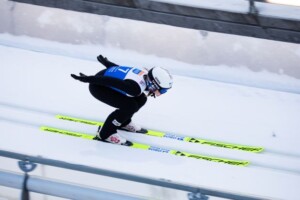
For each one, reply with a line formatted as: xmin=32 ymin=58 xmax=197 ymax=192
xmin=159 ymin=88 xmax=168 ymax=94
xmin=148 ymin=81 xmax=168 ymax=94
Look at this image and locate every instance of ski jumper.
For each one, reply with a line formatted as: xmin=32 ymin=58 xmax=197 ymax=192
xmin=83 ymin=62 xmax=148 ymax=139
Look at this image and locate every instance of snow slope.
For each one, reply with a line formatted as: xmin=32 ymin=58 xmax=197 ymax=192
xmin=0 ymin=34 xmax=300 ymax=200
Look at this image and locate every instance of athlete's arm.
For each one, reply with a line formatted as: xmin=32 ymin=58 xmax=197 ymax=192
xmin=71 ymin=74 xmax=141 ymax=96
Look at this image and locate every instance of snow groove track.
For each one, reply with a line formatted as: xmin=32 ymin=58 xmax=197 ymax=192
xmin=1 ymin=102 xmax=300 ymax=174
xmin=53 ymin=114 xmax=300 ymax=174
xmin=2 ymin=102 xmax=299 ymax=159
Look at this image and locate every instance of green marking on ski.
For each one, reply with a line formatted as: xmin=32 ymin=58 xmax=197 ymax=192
xmin=55 ymin=114 xmax=264 ymax=153
xmin=56 ymin=115 xmax=104 ymax=126
xmin=40 ymin=126 xmax=250 ymax=167
xmin=40 ymin=126 xmax=94 ymax=139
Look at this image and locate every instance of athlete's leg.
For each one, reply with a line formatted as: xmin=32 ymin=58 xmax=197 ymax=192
xmin=89 ymin=84 xmax=142 ymax=139
xmin=121 ymin=93 xmax=147 ymax=127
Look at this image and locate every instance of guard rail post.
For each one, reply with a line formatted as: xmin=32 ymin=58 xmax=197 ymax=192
xmin=18 ymin=159 xmax=37 ymax=200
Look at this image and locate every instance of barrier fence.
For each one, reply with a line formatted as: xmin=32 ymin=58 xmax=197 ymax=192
xmin=0 ymin=149 xmax=266 ymax=200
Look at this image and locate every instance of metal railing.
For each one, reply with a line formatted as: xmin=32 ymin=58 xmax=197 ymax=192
xmin=0 ymin=149 xmax=264 ymax=200
xmin=0 ymin=170 xmax=141 ymax=200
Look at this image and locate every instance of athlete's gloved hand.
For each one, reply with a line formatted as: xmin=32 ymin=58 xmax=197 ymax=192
xmin=97 ymin=55 xmax=107 ymax=63
xmin=71 ymin=73 xmax=89 ymax=82
xmin=97 ymin=54 xmax=119 ymax=68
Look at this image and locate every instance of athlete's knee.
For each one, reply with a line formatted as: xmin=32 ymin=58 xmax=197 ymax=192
xmin=122 ymin=101 xmax=139 ymax=114
xmin=136 ymin=94 xmax=147 ymax=109
xmin=139 ymin=94 xmax=147 ymax=107
xmin=129 ymin=103 xmax=140 ymax=114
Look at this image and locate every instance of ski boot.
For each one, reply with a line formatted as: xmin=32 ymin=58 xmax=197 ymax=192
xmin=94 ymin=127 xmax=132 ymax=146
xmin=119 ymin=122 xmax=147 ymax=133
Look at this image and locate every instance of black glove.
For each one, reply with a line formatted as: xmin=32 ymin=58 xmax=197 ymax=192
xmin=71 ymin=73 xmax=89 ymax=83
xmin=97 ymin=55 xmax=106 ymax=62
xmin=97 ymin=54 xmax=119 ymax=68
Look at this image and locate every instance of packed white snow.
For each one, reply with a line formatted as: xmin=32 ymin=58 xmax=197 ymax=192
xmin=0 ymin=34 xmax=300 ymax=200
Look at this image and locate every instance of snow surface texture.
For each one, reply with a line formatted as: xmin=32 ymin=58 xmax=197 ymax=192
xmin=0 ymin=34 xmax=300 ymax=200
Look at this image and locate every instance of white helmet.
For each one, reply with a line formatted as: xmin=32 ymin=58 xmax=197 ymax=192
xmin=147 ymin=67 xmax=173 ymax=93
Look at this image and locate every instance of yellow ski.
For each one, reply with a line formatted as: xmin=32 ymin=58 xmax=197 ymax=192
xmin=40 ymin=126 xmax=250 ymax=167
xmin=56 ymin=114 xmax=264 ymax=153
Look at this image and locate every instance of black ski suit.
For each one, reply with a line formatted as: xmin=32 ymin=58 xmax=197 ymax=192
xmin=71 ymin=57 xmax=147 ymax=139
